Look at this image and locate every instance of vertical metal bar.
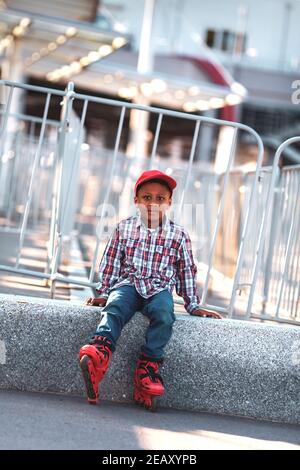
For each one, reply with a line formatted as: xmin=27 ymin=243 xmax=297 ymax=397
xmin=22 ymin=120 xmax=36 ymax=222
xmin=259 ymin=172 xmax=271 ymax=298
xmin=59 ymin=99 xmax=88 ymax=231
xmin=291 ymin=180 xmax=300 ymax=319
xmin=149 ymin=112 xmax=162 ymax=169
xmin=285 ymin=170 xmax=299 ymax=318
xmin=0 ymin=85 xmax=14 ymax=156
xmin=201 ymin=127 xmax=237 ymax=306
xmin=238 ymin=173 xmax=249 ymax=288
xmin=32 ymin=123 xmax=45 ymax=229
xmin=49 ymin=99 xmax=88 ymax=285
xmin=261 ymin=171 xmax=280 ymax=314
xmin=228 ymin=138 xmax=265 ymax=317
xmin=284 ymin=170 xmax=294 ymax=315
xmin=245 ymin=155 xmax=284 ymax=318
xmin=275 ymin=180 xmax=299 ymax=318
xmin=284 ymin=171 xmax=296 ymax=313
xmin=49 ymin=83 xmax=75 ymax=297
xmin=203 ymin=174 xmax=218 ymax=267
xmin=291 ymin=168 xmax=300 ymax=320
xmin=269 ymin=175 xmax=284 ymax=311
xmin=14 ymin=121 xmax=33 ymax=232
xmin=89 ymin=105 xmax=126 ymax=283
xmin=178 ymin=119 xmax=201 ymax=217
xmin=277 ymin=171 xmax=291 ymax=316
xmin=0 ymin=85 xmax=14 ymax=213
xmin=281 ymin=172 xmax=291 ymax=271
xmin=6 ymin=124 xmax=22 ymax=225
xmin=45 ymin=141 xmax=57 ymax=229
xmin=33 ymin=167 xmax=43 ymax=228
xmin=15 ymin=93 xmax=51 ymax=268
xmin=44 ymin=127 xmax=62 ymax=273
xmin=45 ymin=145 xmax=59 ymax=284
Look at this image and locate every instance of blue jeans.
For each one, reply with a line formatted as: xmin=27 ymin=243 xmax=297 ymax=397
xmin=94 ymin=285 xmax=175 ymax=360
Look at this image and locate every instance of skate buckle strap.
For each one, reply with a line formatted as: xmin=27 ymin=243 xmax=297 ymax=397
xmin=90 ymin=335 xmax=112 ymax=348
xmin=89 ymin=336 xmax=112 ymax=360
xmin=139 ymin=363 xmax=164 ymax=385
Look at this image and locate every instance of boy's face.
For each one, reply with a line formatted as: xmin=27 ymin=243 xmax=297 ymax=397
xmin=134 ymin=181 xmax=172 ymax=227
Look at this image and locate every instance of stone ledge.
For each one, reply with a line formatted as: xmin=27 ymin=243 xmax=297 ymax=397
xmin=0 ymin=293 xmax=299 ymax=424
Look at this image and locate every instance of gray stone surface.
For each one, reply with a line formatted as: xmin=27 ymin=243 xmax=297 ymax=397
xmin=0 ymin=293 xmax=299 ymax=424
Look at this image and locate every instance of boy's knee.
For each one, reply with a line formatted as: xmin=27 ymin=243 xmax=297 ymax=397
xmin=103 ymin=297 xmax=122 ymax=312
xmin=147 ymin=302 xmax=175 ymax=326
xmin=162 ymin=310 xmax=175 ymax=327
xmin=150 ymin=291 xmax=174 ymax=310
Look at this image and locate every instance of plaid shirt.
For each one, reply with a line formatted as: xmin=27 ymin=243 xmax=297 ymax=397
xmin=96 ymin=215 xmax=201 ymax=314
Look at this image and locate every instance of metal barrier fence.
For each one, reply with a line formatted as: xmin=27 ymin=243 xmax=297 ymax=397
xmin=1 ymin=122 xmax=297 ymax=324
xmin=0 ymin=78 xmax=277 ymax=320
xmin=239 ymin=137 xmax=300 ymax=324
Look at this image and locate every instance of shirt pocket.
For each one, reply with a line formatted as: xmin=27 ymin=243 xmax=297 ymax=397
xmin=156 ymin=245 xmax=178 ymax=271
xmin=152 ymin=244 xmax=167 ymax=270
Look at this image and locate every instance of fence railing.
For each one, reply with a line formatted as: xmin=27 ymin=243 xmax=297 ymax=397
xmin=240 ymin=138 xmax=300 ymax=324
xmin=2 ymin=79 xmax=298 ymax=324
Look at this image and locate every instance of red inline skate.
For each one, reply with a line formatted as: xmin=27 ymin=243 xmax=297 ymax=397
xmin=79 ymin=335 xmax=112 ymax=405
xmin=134 ymin=355 xmax=164 ymax=411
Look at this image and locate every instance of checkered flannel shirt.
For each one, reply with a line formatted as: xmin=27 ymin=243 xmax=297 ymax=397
xmin=95 ymin=215 xmax=201 ymax=314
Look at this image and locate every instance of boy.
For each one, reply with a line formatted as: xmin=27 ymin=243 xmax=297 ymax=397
xmin=79 ymin=169 xmax=222 ymax=410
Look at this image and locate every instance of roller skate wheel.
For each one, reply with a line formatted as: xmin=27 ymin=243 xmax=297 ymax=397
xmin=134 ymin=389 xmax=157 ymax=411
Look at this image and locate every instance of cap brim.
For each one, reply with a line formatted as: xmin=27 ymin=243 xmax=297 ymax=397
xmin=135 ymin=175 xmax=177 ymax=194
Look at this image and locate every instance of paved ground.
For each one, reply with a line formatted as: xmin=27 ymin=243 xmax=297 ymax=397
xmin=0 ymin=390 xmax=299 ymax=450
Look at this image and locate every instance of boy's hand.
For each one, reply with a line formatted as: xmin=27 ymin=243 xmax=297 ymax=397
xmin=191 ymin=308 xmax=222 ymax=319
xmin=85 ymin=297 xmax=107 ymax=307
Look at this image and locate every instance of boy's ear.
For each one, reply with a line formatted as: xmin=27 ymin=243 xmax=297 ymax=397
xmin=134 ymin=196 xmax=138 ymax=204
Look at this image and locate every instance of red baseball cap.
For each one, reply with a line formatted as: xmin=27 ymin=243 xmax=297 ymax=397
xmin=134 ymin=169 xmax=177 ymax=195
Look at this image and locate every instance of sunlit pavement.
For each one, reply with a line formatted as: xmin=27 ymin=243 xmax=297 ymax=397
xmin=0 ymin=390 xmax=299 ymax=450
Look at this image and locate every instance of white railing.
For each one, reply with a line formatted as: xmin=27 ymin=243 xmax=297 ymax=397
xmin=4 ymin=78 xmax=296 ymax=323
xmin=241 ymin=138 xmax=300 ymax=324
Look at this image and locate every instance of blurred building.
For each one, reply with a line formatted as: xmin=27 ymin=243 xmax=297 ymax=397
xmin=0 ymin=0 xmax=299 ymax=164
xmin=99 ymin=0 xmax=300 ymax=163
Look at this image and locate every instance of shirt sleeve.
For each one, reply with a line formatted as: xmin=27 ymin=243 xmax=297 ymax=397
xmin=95 ymin=225 xmax=123 ymax=298
xmin=175 ymin=231 xmax=201 ymax=314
